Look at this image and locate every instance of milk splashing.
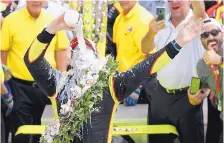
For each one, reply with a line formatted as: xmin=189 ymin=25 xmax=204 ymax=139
xmin=48 ymin=15 xmax=108 ymax=123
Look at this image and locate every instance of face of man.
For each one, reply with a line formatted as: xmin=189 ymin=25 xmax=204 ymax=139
xmin=168 ymin=0 xmax=191 ymax=20
xmin=201 ymin=24 xmax=223 ymax=54
xmin=26 ymin=0 xmax=46 ymax=18
xmin=71 ymin=45 xmax=98 ymax=69
xmin=118 ymin=0 xmax=137 ymax=14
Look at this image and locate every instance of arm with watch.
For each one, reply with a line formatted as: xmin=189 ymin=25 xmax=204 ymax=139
xmin=112 ymin=22 xmax=204 ymax=102
xmin=124 ymin=36 xmax=203 ymax=106
xmin=123 ymin=17 xmax=204 ymax=105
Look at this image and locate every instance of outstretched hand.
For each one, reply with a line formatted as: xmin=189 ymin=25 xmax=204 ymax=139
xmin=176 ymin=16 xmax=204 ymax=47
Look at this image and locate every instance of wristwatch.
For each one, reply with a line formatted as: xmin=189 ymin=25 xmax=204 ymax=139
xmin=171 ymin=40 xmax=182 ymax=52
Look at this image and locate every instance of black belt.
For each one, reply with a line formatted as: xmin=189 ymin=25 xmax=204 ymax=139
xmin=165 ymin=88 xmax=188 ymax=94
xmin=12 ymin=77 xmax=38 ymax=88
xmin=160 ymin=83 xmax=188 ymax=94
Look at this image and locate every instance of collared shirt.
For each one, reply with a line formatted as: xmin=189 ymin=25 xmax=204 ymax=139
xmin=1 ymin=8 xmax=69 ymax=81
xmin=154 ymin=10 xmax=205 ymax=89
xmin=113 ymin=3 xmax=154 ymax=72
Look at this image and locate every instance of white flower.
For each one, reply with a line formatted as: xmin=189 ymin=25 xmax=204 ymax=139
xmin=60 ymin=102 xmax=71 ymax=115
xmin=47 ymin=138 xmax=53 ymax=143
xmin=74 ymin=86 xmax=82 ymax=98
xmin=79 ymin=78 xmax=87 ymax=87
xmin=80 ymin=73 xmax=94 ymax=86
xmin=42 ymin=120 xmax=60 ymax=143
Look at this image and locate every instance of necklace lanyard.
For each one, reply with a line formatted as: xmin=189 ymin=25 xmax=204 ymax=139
xmin=210 ymin=64 xmax=221 ymax=93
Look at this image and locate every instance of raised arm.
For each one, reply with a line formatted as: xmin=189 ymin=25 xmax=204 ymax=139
xmin=24 ymin=29 xmax=58 ymax=97
xmin=110 ymin=17 xmax=204 ymax=102
xmin=109 ymin=41 xmax=178 ymax=102
xmin=192 ymin=1 xmax=208 ymax=19
xmin=24 ymin=13 xmax=75 ymax=97
xmin=141 ymin=16 xmax=165 ymax=54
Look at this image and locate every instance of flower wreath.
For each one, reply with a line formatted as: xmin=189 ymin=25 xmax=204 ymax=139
xmin=40 ymin=33 xmax=118 ymax=143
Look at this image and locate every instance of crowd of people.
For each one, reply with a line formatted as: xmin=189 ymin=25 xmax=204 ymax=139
xmin=0 ymin=0 xmax=223 ymax=143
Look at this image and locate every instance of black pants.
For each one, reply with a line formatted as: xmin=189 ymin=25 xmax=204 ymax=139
xmin=1 ymin=113 xmax=6 ymax=143
xmin=7 ymin=78 xmax=50 ymax=143
xmin=206 ymin=98 xmax=222 ymax=143
xmin=145 ymin=80 xmax=204 ymax=143
xmin=138 ymin=77 xmax=156 ymax=104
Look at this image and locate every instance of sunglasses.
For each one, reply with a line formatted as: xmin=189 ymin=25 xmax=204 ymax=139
xmin=201 ymin=29 xmax=221 ymax=39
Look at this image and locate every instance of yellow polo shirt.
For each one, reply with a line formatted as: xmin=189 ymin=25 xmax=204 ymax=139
xmin=113 ymin=3 xmax=154 ymax=72
xmin=1 ymin=8 xmax=69 ymax=81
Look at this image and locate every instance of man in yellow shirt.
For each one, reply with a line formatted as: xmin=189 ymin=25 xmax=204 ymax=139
xmin=113 ymin=0 xmax=156 ymax=106
xmin=113 ymin=0 xmax=154 ymax=72
xmin=0 ymin=1 xmax=69 ymax=142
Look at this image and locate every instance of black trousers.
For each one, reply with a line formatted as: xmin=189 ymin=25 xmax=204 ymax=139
xmin=2 ymin=101 xmax=10 ymax=143
xmin=206 ymin=98 xmax=222 ymax=143
xmin=138 ymin=77 xmax=156 ymax=105
xmin=7 ymin=78 xmax=50 ymax=143
xmin=144 ymin=79 xmax=204 ymax=143
xmin=1 ymin=113 xmax=6 ymax=143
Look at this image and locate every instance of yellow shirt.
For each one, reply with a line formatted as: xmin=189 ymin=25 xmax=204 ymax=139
xmin=113 ymin=3 xmax=153 ymax=72
xmin=1 ymin=8 xmax=69 ymax=81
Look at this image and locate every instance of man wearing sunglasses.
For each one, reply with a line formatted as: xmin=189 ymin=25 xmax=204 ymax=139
xmin=188 ymin=18 xmax=223 ymax=143
xmin=141 ymin=1 xmax=209 ymax=143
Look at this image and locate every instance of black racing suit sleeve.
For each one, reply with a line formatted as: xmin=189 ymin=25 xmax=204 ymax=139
xmin=24 ymin=29 xmax=57 ymax=97
xmin=112 ymin=42 xmax=179 ymax=102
